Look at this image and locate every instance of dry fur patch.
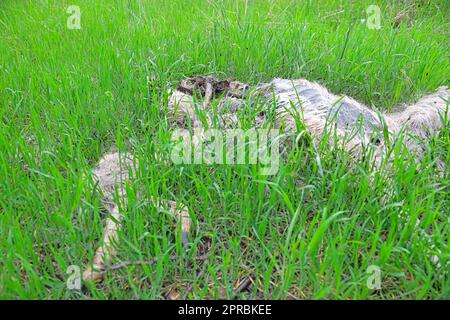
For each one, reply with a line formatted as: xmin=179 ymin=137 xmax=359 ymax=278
xmin=169 ymin=76 xmax=449 ymax=163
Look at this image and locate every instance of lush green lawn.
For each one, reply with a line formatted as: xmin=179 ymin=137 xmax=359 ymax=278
xmin=0 ymin=0 xmax=448 ymax=299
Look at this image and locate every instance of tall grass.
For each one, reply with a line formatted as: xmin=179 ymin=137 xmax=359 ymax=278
xmin=0 ymin=0 xmax=448 ymax=299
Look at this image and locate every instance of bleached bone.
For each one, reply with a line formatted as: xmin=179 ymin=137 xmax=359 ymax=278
xmin=83 ymin=152 xmax=191 ymax=282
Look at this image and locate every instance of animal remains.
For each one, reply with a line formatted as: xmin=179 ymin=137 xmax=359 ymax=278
xmin=82 ymin=76 xmax=449 ymax=282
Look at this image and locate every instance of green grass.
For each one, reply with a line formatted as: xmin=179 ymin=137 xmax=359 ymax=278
xmin=0 ymin=0 xmax=449 ymax=299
